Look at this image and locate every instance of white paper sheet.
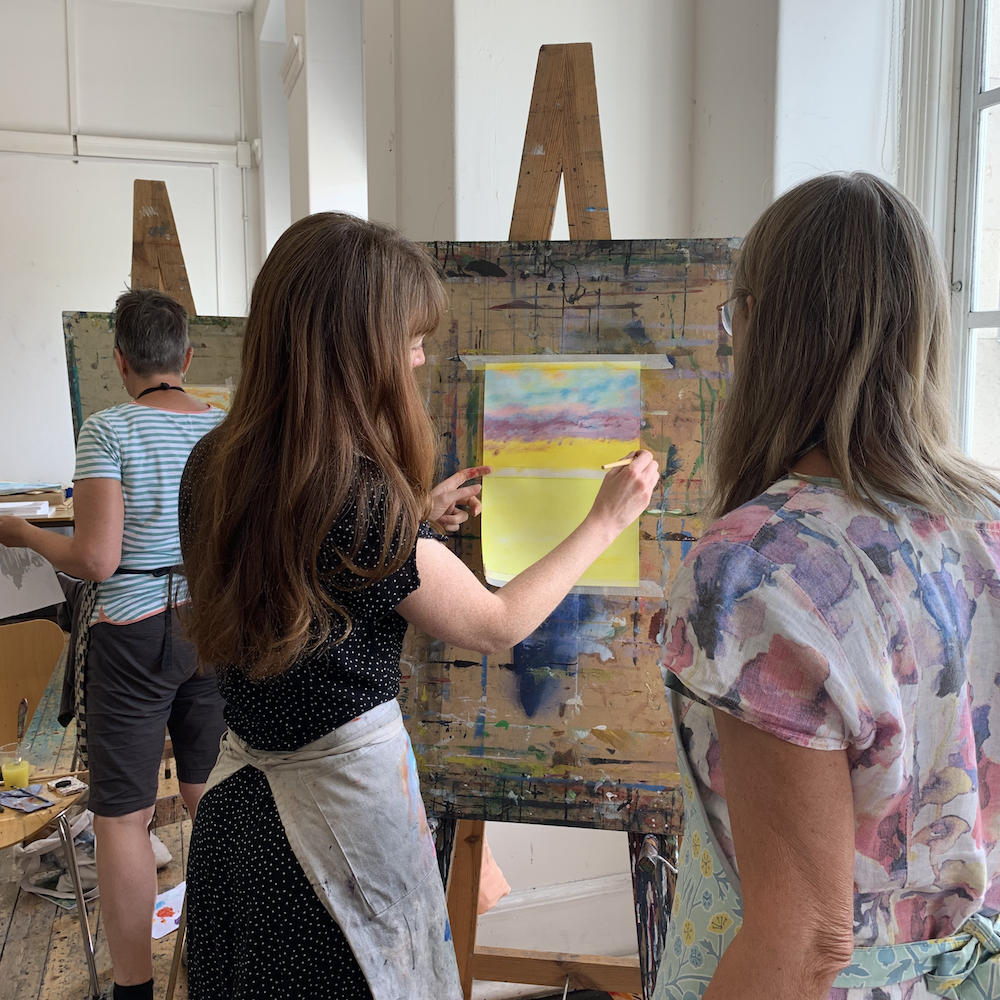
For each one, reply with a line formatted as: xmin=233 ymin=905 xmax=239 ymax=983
xmin=0 ymin=547 xmax=65 ymax=619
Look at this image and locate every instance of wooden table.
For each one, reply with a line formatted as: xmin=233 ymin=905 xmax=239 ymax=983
xmin=26 ymin=501 xmax=74 ymax=528
xmin=0 ymin=785 xmax=82 ymax=851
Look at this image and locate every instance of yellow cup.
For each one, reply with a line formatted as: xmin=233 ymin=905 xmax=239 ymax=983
xmin=0 ymin=741 xmax=31 ymax=789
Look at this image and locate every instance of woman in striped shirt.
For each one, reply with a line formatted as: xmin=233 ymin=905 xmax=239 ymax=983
xmin=0 ymin=289 xmax=227 ymax=1000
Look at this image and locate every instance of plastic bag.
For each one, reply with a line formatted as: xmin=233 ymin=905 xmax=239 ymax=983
xmin=13 ymin=807 xmax=99 ymax=904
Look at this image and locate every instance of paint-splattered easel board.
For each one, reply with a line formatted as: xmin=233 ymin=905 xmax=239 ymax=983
xmin=401 ymin=239 xmax=734 ymax=834
xmin=63 ymin=311 xmax=245 ymax=436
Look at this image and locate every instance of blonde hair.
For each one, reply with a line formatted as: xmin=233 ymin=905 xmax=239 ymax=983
xmin=707 ymin=171 xmax=1000 ymax=521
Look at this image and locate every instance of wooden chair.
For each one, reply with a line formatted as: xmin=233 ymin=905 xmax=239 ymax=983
xmin=0 ymin=618 xmax=101 ymax=998
xmin=0 ymin=618 xmax=66 ymax=744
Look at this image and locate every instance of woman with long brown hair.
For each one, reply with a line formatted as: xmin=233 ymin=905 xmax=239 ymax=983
xmin=179 ymin=212 xmax=658 ymax=999
xmin=655 ymin=173 xmax=1000 ymax=1000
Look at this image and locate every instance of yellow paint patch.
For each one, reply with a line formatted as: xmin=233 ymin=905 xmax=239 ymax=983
xmin=481 ymin=476 xmax=638 ymax=586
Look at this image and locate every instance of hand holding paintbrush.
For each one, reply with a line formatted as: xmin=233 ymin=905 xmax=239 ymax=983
xmin=601 ymin=452 xmax=664 ymax=513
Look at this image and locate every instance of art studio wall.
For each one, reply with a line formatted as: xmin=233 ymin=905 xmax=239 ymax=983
xmin=774 ymin=0 xmax=902 ymax=195
xmin=448 ymin=0 xmax=899 ymax=240
xmin=1 ymin=0 xmax=904 ymax=485
xmin=453 ymin=0 xmax=696 ymax=240
xmin=0 ymin=0 xmax=261 ymax=484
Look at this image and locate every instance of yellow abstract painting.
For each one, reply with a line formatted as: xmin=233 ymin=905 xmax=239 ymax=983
xmin=481 ymin=362 xmax=641 ymax=591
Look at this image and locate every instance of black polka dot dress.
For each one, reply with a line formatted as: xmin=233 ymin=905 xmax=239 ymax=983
xmin=180 ymin=444 xmax=430 ymax=999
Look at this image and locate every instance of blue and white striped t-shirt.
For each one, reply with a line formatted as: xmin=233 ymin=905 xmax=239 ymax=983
xmin=74 ymin=401 xmax=226 ymax=625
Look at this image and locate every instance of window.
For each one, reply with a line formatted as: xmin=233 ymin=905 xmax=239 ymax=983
xmin=954 ymin=0 xmax=1000 ymax=465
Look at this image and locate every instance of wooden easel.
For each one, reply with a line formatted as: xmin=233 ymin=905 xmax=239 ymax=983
xmin=125 ymin=179 xmax=196 ymax=1000
xmin=444 ymin=43 xmax=647 ymax=1000
xmin=131 ymin=179 xmax=197 ymax=314
xmin=509 ymin=43 xmax=611 ymax=241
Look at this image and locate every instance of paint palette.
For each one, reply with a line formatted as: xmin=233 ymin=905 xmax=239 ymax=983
xmin=152 ymin=880 xmax=185 ymax=940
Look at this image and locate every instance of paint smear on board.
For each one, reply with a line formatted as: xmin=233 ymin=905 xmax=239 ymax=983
xmin=509 ymin=594 xmax=611 ymax=717
xmin=480 ymin=362 xmax=641 ymax=591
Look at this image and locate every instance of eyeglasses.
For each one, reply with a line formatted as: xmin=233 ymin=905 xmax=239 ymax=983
xmin=720 ymin=301 xmax=735 ymax=338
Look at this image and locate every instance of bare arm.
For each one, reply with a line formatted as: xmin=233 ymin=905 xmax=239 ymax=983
xmin=0 ymin=478 xmax=124 ymax=581
xmin=702 ymin=710 xmax=856 ymax=1000
xmin=397 ymin=452 xmax=658 ymax=652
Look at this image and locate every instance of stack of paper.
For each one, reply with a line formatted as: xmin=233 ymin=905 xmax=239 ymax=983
xmin=0 ymin=482 xmax=65 ymax=505
xmin=0 ymin=501 xmax=50 ymax=517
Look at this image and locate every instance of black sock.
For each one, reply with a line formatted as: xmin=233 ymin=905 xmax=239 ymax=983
xmin=112 ymin=980 xmax=153 ymax=1000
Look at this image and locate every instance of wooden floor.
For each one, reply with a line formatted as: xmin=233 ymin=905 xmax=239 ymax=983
xmin=0 ymin=648 xmax=191 ymax=1000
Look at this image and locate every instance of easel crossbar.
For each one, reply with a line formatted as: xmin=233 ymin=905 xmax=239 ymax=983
xmin=472 ymin=946 xmax=643 ymax=993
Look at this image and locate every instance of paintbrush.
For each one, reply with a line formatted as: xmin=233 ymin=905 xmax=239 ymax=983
xmin=25 ymin=768 xmax=89 ymax=784
xmin=600 ymin=454 xmax=670 ymax=515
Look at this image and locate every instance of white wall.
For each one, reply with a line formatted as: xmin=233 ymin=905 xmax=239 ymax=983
xmin=0 ymin=0 xmax=261 ymax=484
xmin=453 ymin=0 xmax=694 ymax=241
xmin=284 ymin=0 xmax=367 ymax=221
xmin=395 ymin=0 xmax=456 ymax=238
xmin=258 ymin=37 xmax=293 ymax=255
xmin=478 ymin=823 xmax=638 ymax=959
xmin=774 ymin=0 xmax=901 ymax=193
xmin=692 ymin=0 xmax=779 ymax=236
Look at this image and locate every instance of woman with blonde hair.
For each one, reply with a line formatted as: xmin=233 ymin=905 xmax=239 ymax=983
xmin=655 ymin=172 xmax=1000 ymax=1000
xmin=179 ymin=212 xmax=658 ymax=999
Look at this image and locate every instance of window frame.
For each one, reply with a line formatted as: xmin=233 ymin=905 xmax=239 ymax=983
xmin=953 ymin=0 xmax=999 ymax=452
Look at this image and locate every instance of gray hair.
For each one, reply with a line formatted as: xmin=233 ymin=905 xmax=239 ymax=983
xmin=112 ymin=289 xmax=189 ymax=376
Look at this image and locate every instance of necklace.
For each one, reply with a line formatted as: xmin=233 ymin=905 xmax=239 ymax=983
xmin=135 ymin=382 xmax=187 ymax=400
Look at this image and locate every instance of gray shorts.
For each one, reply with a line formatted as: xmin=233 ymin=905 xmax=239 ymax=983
xmin=85 ymin=610 xmax=226 ymax=817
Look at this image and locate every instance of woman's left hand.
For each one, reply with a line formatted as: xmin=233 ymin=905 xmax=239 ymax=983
xmin=429 ymin=466 xmax=492 ymax=532
xmin=0 ymin=515 xmax=28 ymax=548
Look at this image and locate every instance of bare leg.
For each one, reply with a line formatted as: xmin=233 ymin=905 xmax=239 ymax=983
xmin=93 ymin=806 xmax=156 ymax=986
xmin=178 ymin=781 xmax=205 ymax=820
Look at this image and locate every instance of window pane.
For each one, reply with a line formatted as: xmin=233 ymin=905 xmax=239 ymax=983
xmin=973 ymin=329 xmax=1000 ymax=469
xmin=986 ymin=0 xmax=1000 ymax=90
xmin=974 ymin=107 xmax=1000 ymax=311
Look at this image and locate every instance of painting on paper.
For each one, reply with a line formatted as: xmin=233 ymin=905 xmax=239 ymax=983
xmin=481 ymin=362 xmax=641 ymax=591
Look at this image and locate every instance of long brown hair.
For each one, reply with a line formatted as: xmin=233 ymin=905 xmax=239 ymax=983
xmin=708 ymin=171 xmax=1000 ymax=521
xmin=183 ymin=213 xmax=442 ymax=678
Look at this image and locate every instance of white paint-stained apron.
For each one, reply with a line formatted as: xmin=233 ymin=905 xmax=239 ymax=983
xmin=203 ymin=699 xmax=462 ymax=1000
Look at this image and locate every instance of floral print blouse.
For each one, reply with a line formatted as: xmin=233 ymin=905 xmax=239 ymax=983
xmin=662 ymin=477 xmax=1000 ymax=998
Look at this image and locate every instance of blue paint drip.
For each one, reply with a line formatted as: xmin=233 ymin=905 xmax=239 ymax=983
xmin=680 ymin=518 xmax=692 ymax=561
xmin=511 ymin=595 xmax=602 ymax=717
xmin=469 ymin=654 xmax=488 ymax=756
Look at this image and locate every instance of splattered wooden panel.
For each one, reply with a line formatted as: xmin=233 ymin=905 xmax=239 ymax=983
xmin=403 ymin=240 xmax=734 ymax=833
xmin=62 ymin=311 xmax=245 ymax=436
xmin=62 ymin=238 xmax=734 ymax=833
